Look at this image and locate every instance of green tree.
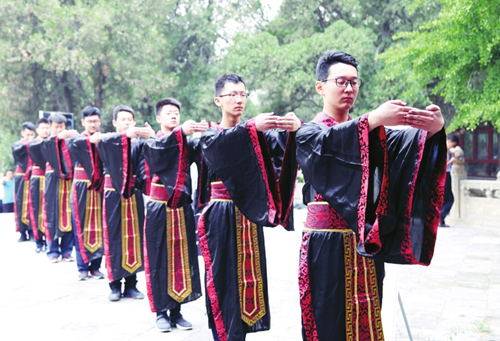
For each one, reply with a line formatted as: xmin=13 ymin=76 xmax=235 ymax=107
xmin=379 ymin=0 xmax=500 ymax=130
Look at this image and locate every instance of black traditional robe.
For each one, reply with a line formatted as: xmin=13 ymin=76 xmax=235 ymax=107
xmin=143 ymin=128 xmax=202 ymax=313
xmin=40 ymin=136 xmax=74 ymax=242
xmin=28 ymin=137 xmax=47 ymax=240
xmin=70 ymin=132 xmax=105 ymax=264
xmin=296 ymin=112 xmax=447 ymax=341
xmin=199 ymin=120 xmax=298 ymax=341
xmin=12 ymin=139 xmax=31 ymax=234
xmin=97 ymin=132 xmax=146 ymax=282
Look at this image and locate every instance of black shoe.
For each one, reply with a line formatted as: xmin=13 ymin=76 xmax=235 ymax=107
xmin=122 ymin=287 xmax=144 ymax=299
xmin=18 ymin=235 xmax=28 ymax=242
xmin=108 ymin=288 xmax=121 ymax=302
xmin=439 ymin=219 xmax=450 ymax=227
xmin=171 ymin=313 xmax=193 ymax=330
xmin=156 ymin=312 xmax=172 ymax=332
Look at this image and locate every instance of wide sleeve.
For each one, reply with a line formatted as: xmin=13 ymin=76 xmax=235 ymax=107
xmin=202 ymin=120 xmax=294 ymax=227
xmin=97 ymin=132 xmax=134 ymax=198
xmin=144 ymin=127 xmax=188 ymax=206
xmin=373 ymin=127 xmax=447 ymax=265
xmin=12 ymin=141 xmax=30 ymax=171
xmin=28 ymin=139 xmax=47 ymax=171
xmin=71 ymin=136 xmax=104 ymax=191
xmin=296 ymin=116 xmax=369 ymax=232
xmin=264 ymin=129 xmax=299 ymax=231
xmin=41 ymin=136 xmax=73 ymax=180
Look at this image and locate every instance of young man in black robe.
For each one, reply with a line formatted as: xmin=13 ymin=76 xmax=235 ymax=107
xmin=12 ymin=122 xmax=35 ymax=242
xmin=39 ymin=113 xmax=79 ymax=262
xmin=70 ymin=106 xmax=106 ymax=280
xmin=143 ymin=98 xmax=208 ymax=332
xmin=296 ymin=50 xmax=447 ymax=341
xmin=28 ymin=117 xmax=51 ymax=253
xmin=199 ymin=74 xmax=301 ymax=341
xmin=96 ymin=105 xmax=154 ymax=301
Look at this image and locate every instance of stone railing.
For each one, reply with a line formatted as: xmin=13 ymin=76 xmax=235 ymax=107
xmin=449 ymin=162 xmax=500 ymax=226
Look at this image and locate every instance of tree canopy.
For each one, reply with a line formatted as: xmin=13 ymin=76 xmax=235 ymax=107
xmin=1 ymin=0 xmax=498 ymax=169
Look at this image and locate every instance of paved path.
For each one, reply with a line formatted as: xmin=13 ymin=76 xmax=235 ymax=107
xmin=1 ymin=211 xmax=499 ymax=341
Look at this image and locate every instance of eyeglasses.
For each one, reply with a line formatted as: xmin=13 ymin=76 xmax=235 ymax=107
xmin=219 ymin=92 xmax=249 ymax=100
xmin=323 ymin=77 xmax=361 ymax=88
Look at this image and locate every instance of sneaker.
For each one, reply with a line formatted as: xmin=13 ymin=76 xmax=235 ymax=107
xmin=78 ymin=271 xmax=90 ymax=281
xmin=171 ymin=314 xmax=193 ymax=330
xmin=35 ymin=247 xmax=42 ymax=253
xmin=122 ymin=287 xmax=145 ymax=299
xmin=42 ymin=245 xmax=47 ymax=252
xmin=156 ymin=312 xmax=172 ymax=332
xmin=48 ymin=256 xmax=59 ymax=263
xmin=90 ymin=270 xmax=105 ymax=279
xmin=108 ymin=288 xmax=121 ymax=302
xmin=62 ymin=255 xmax=75 ymax=262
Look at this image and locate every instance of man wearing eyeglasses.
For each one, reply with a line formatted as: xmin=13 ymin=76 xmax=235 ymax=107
xmin=295 ymin=50 xmax=447 ymax=341
xmin=198 ymin=73 xmax=301 ymax=340
xmin=70 ymin=106 xmax=106 ymax=281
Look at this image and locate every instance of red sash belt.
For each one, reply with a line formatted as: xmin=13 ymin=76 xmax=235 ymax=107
xmin=210 ymin=181 xmax=266 ymax=326
xmin=15 ymin=165 xmax=25 ymax=175
xmin=150 ymin=182 xmax=169 ymax=202
xmin=31 ymin=166 xmax=45 ymax=176
xmin=45 ymin=162 xmax=53 ymax=172
xmin=74 ymin=167 xmax=89 ymax=181
xmin=104 ymin=174 xmax=136 ymax=191
xmin=305 ymin=201 xmax=350 ymax=231
xmin=303 ymin=201 xmax=383 ymax=341
xmin=210 ymin=181 xmax=232 ymax=200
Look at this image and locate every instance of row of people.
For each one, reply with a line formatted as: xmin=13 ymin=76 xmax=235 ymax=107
xmin=11 ymin=50 xmax=447 ymax=340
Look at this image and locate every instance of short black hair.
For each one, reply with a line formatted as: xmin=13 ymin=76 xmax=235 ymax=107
xmin=316 ymin=50 xmax=358 ymax=81
xmin=447 ymin=134 xmax=459 ymax=144
xmin=82 ymin=106 xmax=101 ymax=120
xmin=214 ymin=73 xmax=246 ymax=96
xmin=155 ymin=98 xmax=181 ymax=116
xmin=112 ymin=105 xmax=135 ymax=121
xmin=48 ymin=113 xmax=67 ymax=125
xmin=21 ymin=122 xmax=36 ymax=132
xmin=36 ymin=117 xmax=49 ymax=127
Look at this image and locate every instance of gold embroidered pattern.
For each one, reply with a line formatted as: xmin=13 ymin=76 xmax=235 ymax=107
xmin=235 ymin=206 xmax=266 ymax=326
xmin=38 ymin=177 xmax=45 ymax=233
xmin=83 ymin=190 xmax=103 ymax=253
xmin=58 ymin=179 xmax=72 ymax=232
xmin=166 ymin=207 xmax=192 ymax=302
xmin=121 ymin=194 xmax=142 ymax=273
xmin=21 ymin=180 xmax=30 ymax=225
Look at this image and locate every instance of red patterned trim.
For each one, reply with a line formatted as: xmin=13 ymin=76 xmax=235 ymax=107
xmin=170 ymin=127 xmax=188 ymax=208
xmin=102 ymin=192 xmax=114 ymax=282
xmin=245 ymin=119 xmax=277 ymax=224
xmin=298 ymin=231 xmax=319 ymax=341
xmin=356 ymin=114 xmax=370 ymax=245
xmin=143 ymin=215 xmax=157 ymax=312
xmin=27 ymin=179 xmax=39 ymax=240
xmin=278 ymin=131 xmax=299 ymax=229
xmin=73 ymin=183 xmax=90 ymax=264
xmin=144 ymin=160 xmax=151 ymax=196
xmin=420 ymin=132 xmax=447 ymax=265
xmin=41 ymin=178 xmax=52 ymax=242
xmin=120 ymin=132 xmax=131 ymax=195
xmin=401 ymin=130 xmax=428 ymax=264
xmin=198 ymin=210 xmax=227 ymax=341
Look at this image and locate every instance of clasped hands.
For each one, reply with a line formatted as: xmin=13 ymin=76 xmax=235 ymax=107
xmin=368 ymin=100 xmax=444 ymax=138
xmin=255 ymin=112 xmax=302 ymax=132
